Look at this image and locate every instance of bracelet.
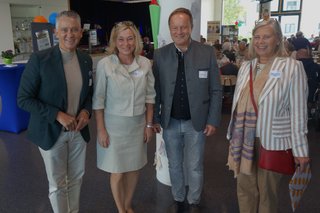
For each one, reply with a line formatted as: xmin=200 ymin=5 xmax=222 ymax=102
xmin=146 ymin=124 xmax=153 ymax=128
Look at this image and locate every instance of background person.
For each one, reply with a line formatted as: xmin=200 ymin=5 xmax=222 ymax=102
xmin=153 ymin=8 xmax=222 ymax=213
xmin=17 ymin=10 xmax=93 ymax=213
xmin=292 ymin=31 xmax=312 ymax=52
xmin=296 ymin=48 xmax=320 ymax=104
xmin=92 ymin=21 xmax=155 ymax=213
xmin=226 ymin=18 xmax=310 ymax=213
xmin=142 ymin=36 xmax=154 ymax=59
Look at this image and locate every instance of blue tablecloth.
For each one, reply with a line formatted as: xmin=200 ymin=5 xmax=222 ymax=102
xmin=0 ymin=63 xmax=30 ymax=133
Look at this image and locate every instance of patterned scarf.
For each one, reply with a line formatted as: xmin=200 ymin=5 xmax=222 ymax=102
xmin=227 ymin=59 xmax=274 ymax=177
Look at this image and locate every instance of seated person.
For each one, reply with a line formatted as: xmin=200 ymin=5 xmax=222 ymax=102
xmin=235 ymin=41 xmax=249 ymax=67
xmin=292 ymin=31 xmax=312 ymax=52
xmin=142 ymin=36 xmax=154 ymax=59
xmin=220 ymin=60 xmax=239 ymax=76
xmin=296 ymin=48 xmax=320 ymax=103
xmin=223 ymin=49 xmax=236 ymax=63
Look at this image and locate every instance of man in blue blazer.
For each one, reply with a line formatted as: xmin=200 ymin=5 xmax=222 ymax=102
xmin=18 ymin=11 xmax=93 ymax=213
xmin=153 ymin=8 xmax=222 ymax=213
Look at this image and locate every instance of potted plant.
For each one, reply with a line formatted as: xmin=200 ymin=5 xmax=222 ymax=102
xmin=1 ymin=49 xmax=16 ymax=65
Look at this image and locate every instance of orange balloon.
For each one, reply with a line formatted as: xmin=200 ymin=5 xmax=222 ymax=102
xmin=33 ymin=16 xmax=48 ymax=23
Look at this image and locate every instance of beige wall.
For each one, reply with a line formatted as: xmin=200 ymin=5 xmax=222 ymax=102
xmin=0 ymin=0 xmax=224 ymax=62
xmin=0 ymin=0 xmax=68 ymax=62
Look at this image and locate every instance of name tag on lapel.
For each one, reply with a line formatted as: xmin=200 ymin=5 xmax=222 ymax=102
xmin=199 ymin=70 xmax=208 ymax=79
xmin=270 ymin=70 xmax=281 ymax=79
xmin=130 ymin=70 xmax=143 ymax=78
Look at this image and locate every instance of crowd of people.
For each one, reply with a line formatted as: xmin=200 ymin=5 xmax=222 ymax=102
xmin=16 ymin=7 xmax=315 ymax=213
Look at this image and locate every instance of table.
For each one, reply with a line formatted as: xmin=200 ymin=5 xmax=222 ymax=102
xmin=0 ymin=63 xmax=29 ymax=133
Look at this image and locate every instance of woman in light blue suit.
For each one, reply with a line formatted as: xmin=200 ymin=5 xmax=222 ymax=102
xmin=226 ymin=18 xmax=310 ymax=213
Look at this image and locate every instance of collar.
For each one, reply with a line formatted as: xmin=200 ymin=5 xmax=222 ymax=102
xmin=174 ymin=39 xmax=191 ymax=53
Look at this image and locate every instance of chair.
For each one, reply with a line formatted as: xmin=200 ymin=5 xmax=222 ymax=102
xmin=220 ymin=75 xmax=237 ymax=111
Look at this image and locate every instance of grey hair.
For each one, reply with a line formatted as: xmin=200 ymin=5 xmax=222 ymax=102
xmin=56 ymin=10 xmax=81 ymax=29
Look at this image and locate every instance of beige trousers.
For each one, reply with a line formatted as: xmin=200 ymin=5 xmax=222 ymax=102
xmin=39 ymin=131 xmax=87 ymax=213
xmin=237 ymin=139 xmax=283 ymax=213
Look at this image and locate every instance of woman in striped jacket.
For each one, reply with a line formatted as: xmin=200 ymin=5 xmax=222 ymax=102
xmin=226 ymin=18 xmax=310 ymax=213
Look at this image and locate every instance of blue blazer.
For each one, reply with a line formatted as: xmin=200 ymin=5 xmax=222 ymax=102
xmin=153 ymin=40 xmax=222 ymax=131
xmin=18 ymin=45 xmax=93 ymax=150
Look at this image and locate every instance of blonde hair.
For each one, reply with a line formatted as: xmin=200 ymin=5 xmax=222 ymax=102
xmin=108 ymin=21 xmax=143 ymax=57
xmin=248 ymin=19 xmax=288 ymax=59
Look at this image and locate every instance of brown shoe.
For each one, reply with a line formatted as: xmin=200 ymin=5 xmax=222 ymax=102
xmin=167 ymin=201 xmax=185 ymax=213
xmin=189 ymin=204 xmax=201 ymax=213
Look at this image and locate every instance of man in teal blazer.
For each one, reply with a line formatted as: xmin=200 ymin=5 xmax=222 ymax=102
xmin=153 ymin=8 xmax=222 ymax=213
xmin=17 ymin=11 xmax=92 ymax=213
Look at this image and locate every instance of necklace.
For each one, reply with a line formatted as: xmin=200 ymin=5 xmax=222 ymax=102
xmin=256 ymin=63 xmax=261 ymax=72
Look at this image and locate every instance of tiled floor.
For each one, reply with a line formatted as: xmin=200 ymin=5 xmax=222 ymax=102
xmin=0 ymin=113 xmax=319 ymax=213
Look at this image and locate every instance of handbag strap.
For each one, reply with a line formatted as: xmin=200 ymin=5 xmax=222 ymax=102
xmin=249 ymin=63 xmax=258 ymax=116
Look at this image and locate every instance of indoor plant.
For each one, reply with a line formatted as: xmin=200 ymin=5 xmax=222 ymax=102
xmin=1 ymin=49 xmax=15 ymax=65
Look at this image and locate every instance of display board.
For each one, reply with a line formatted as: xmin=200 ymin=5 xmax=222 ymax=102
xmin=221 ymin=25 xmax=238 ymax=43
xmin=31 ymin=22 xmax=54 ymax=52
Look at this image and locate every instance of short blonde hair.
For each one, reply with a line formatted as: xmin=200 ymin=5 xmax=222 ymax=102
xmin=108 ymin=21 xmax=143 ymax=57
xmin=248 ymin=19 xmax=288 ymax=59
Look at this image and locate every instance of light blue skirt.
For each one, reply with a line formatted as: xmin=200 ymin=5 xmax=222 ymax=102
xmin=97 ymin=113 xmax=147 ymax=173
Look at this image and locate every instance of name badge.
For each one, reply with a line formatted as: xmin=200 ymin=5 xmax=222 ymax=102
xmin=199 ymin=70 xmax=208 ymax=79
xmin=270 ymin=70 xmax=281 ymax=78
xmin=130 ymin=70 xmax=143 ymax=78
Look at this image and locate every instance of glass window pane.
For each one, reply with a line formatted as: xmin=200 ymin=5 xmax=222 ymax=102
xmin=279 ymin=15 xmax=299 ymax=38
xmin=283 ymin=0 xmax=301 ymax=11
xmin=271 ymin=0 xmax=279 ymax=11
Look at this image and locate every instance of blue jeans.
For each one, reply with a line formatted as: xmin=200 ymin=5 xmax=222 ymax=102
xmin=163 ymin=118 xmax=206 ymax=204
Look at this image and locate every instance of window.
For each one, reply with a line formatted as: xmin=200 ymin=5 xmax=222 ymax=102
xmin=283 ymin=0 xmax=301 ymax=11
xmin=280 ymin=15 xmax=299 ymax=37
xmin=285 ymin=23 xmax=296 ymax=34
xmin=271 ymin=0 xmax=279 ymax=11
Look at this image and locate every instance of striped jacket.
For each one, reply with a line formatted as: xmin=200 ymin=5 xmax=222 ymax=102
xmin=227 ymin=57 xmax=309 ymax=157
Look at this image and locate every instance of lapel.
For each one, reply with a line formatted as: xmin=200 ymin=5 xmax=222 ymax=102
xmin=258 ymin=57 xmax=286 ymax=104
xmin=112 ymin=55 xmax=139 ymax=79
xmin=52 ymin=46 xmax=68 ymax=101
xmin=166 ymin=43 xmax=179 ymax=84
xmin=233 ymin=61 xmax=251 ymax=106
xmin=76 ymin=50 xmax=91 ymax=103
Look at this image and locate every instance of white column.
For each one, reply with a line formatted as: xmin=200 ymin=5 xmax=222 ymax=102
xmin=157 ymin=0 xmax=202 ymax=48
xmin=200 ymin=0 xmax=223 ymax=40
xmin=0 ymin=3 xmax=14 ymax=61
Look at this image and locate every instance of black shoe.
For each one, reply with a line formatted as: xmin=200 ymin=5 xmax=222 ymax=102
xmin=167 ymin=201 xmax=185 ymax=213
xmin=189 ymin=204 xmax=201 ymax=213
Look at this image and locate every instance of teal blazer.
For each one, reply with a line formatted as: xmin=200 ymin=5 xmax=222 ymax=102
xmin=18 ymin=45 xmax=93 ymax=150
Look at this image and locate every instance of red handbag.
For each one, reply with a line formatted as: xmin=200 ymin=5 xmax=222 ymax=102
xmin=259 ymin=146 xmax=295 ymax=175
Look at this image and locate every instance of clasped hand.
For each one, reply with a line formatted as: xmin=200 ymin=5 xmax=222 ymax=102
xmin=57 ymin=110 xmax=90 ymax=131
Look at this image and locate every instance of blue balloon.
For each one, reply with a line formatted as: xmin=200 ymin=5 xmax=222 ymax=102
xmin=49 ymin=12 xmax=58 ymax=26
